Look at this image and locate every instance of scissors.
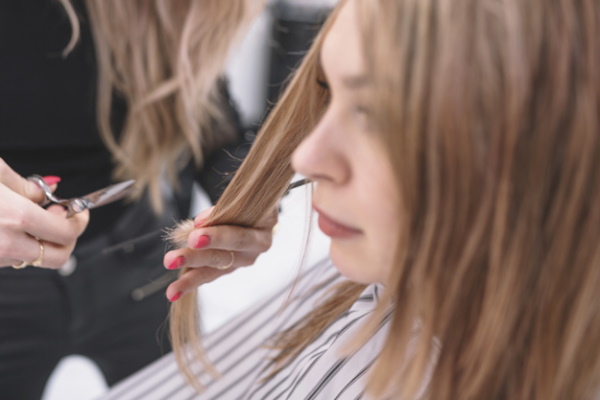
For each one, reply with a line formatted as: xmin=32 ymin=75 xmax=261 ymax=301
xmin=27 ymin=174 xmax=137 ymax=218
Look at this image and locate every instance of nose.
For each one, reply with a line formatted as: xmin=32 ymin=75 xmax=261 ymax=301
xmin=291 ymin=109 xmax=348 ymax=185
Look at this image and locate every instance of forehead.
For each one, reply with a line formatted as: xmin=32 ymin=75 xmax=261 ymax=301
xmin=320 ymin=0 xmax=365 ymax=80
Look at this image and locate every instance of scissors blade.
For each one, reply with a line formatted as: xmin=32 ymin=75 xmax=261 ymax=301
xmin=284 ymin=178 xmax=310 ymax=196
xmin=78 ymin=179 xmax=137 ymax=210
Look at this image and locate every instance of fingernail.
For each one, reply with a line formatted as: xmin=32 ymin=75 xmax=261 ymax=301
xmin=167 ymin=256 xmax=185 ymax=270
xmin=42 ymin=176 xmax=61 ymax=185
xmin=169 ymin=291 xmax=183 ymax=302
xmin=194 ymin=235 xmax=210 ymax=249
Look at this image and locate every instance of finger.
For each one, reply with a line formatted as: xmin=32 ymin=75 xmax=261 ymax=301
xmin=39 ymin=176 xmax=61 ymax=199
xmin=255 ymin=207 xmax=279 ymax=229
xmin=164 ymin=247 xmax=255 ymax=270
xmin=193 ymin=206 xmax=215 ymax=228
xmin=0 ymin=185 xmax=84 ymax=246
xmin=36 ymin=239 xmax=78 ymax=269
xmin=0 ymin=232 xmax=76 ymax=269
xmin=187 ymin=225 xmax=273 ymax=253
xmin=20 ymin=204 xmax=89 ymax=246
xmin=0 ymin=158 xmax=47 ymax=204
xmin=165 ymin=266 xmax=237 ymax=301
xmin=48 ymin=204 xmax=90 ymax=228
xmin=0 ymin=230 xmax=39 ymax=267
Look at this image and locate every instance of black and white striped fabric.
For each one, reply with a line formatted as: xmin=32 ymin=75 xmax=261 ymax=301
xmin=102 ymin=258 xmax=391 ymax=400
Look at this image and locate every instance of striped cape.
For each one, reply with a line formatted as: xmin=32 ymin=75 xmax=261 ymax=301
xmin=102 ymin=258 xmax=390 ymax=400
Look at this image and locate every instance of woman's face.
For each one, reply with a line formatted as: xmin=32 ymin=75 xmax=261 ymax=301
xmin=292 ymin=0 xmax=400 ymax=285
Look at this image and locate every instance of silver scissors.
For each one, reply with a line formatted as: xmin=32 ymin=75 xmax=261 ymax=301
xmin=27 ymin=174 xmax=137 ymax=218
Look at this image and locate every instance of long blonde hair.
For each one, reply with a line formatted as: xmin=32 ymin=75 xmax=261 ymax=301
xmin=168 ymin=4 xmax=336 ymax=389
xmin=57 ymin=0 xmax=262 ymax=210
xmin=172 ymin=0 xmax=600 ymax=398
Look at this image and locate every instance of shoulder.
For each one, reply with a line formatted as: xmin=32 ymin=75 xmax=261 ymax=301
xmin=252 ymin=280 xmax=391 ymax=399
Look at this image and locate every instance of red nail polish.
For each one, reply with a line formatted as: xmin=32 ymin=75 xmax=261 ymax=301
xmin=169 ymin=292 xmax=183 ymax=302
xmin=167 ymin=256 xmax=185 ymax=270
xmin=42 ymin=176 xmax=61 ymax=185
xmin=195 ymin=235 xmax=210 ymax=249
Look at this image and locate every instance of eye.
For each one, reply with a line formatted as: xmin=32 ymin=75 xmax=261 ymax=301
xmin=316 ymin=78 xmax=329 ymax=90
xmin=316 ymin=78 xmax=331 ymax=105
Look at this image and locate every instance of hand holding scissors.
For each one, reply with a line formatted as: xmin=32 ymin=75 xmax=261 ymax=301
xmin=0 ymin=162 xmax=91 ymax=269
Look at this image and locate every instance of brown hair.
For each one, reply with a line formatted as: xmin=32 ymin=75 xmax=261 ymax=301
xmin=57 ymin=0 xmax=262 ymax=210
xmin=168 ymin=4 xmax=337 ymax=389
xmin=172 ymin=0 xmax=600 ymax=398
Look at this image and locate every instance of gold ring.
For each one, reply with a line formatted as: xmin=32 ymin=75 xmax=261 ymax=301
xmin=272 ymin=223 xmax=280 ymax=236
xmin=12 ymin=237 xmax=44 ymax=269
xmin=217 ymin=251 xmax=235 ymax=270
xmin=11 ymin=260 xmax=28 ymax=269
xmin=31 ymin=238 xmax=44 ymax=267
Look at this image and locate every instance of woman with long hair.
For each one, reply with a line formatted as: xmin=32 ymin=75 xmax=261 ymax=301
xmin=0 ymin=1 xmax=273 ymax=398
xmin=110 ymin=0 xmax=600 ymax=398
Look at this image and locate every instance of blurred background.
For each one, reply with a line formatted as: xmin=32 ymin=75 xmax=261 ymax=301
xmin=43 ymin=0 xmax=336 ymax=398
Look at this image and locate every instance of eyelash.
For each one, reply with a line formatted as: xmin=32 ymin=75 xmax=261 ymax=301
xmin=316 ymin=78 xmax=329 ymax=90
xmin=316 ymin=78 xmax=332 ymax=105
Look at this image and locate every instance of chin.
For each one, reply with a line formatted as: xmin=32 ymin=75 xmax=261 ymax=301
xmin=329 ymin=246 xmax=379 ymax=285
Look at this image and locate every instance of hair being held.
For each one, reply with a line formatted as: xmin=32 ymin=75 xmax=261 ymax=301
xmin=166 ymin=5 xmax=336 ymax=388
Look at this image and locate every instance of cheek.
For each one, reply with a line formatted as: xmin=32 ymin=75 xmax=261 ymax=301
xmin=360 ymin=158 xmax=400 ymax=282
xmin=365 ymin=198 xmax=400 ymax=282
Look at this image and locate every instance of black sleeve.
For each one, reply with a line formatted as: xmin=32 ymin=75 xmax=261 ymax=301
xmin=172 ymin=78 xmax=254 ymax=218
xmin=196 ymin=78 xmax=256 ymax=204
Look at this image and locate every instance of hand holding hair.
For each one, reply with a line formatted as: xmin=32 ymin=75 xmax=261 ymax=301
xmin=163 ymin=205 xmax=278 ymax=301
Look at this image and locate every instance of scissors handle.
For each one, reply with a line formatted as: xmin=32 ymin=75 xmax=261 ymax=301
xmin=65 ymin=198 xmax=93 ymax=217
xmin=27 ymin=175 xmax=67 ymax=207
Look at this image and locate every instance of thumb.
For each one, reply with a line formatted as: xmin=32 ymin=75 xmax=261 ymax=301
xmin=22 ymin=176 xmax=61 ymax=204
xmin=194 ymin=206 xmax=215 ymax=228
xmin=0 ymin=160 xmax=57 ymax=204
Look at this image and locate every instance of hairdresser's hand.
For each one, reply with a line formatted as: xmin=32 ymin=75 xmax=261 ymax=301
xmin=164 ymin=206 xmax=277 ymax=301
xmin=0 ymin=159 xmax=89 ymax=269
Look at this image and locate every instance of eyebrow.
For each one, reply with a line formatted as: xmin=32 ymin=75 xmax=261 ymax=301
xmin=342 ymin=75 xmax=369 ymax=89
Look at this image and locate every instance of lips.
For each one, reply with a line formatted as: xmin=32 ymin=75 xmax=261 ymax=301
xmin=314 ymin=206 xmax=362 ymax=239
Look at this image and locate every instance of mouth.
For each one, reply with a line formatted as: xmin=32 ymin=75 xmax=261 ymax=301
xmin=314 ymin=205 xmax=362 ymax=239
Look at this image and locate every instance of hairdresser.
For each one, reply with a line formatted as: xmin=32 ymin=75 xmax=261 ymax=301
xmin=0 ymin=1 xmax=273 ymax=399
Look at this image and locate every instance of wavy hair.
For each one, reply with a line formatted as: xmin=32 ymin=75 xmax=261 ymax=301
xmin=172 ymin=0 xmax=600 ymax=398
xmin=57 ymin=0 xmax=263 ymax=211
